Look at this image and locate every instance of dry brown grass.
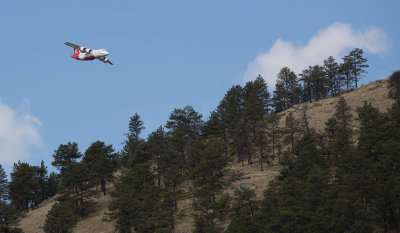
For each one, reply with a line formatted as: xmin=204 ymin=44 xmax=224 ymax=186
xmin=278 ymin=79 xmax=394 ymax=133
xmin=18 ymin=78 xmax=394 ymax=233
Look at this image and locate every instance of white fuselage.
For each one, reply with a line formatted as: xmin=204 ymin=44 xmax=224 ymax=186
xmin=72 ymin=49 xmax=109 ymax=60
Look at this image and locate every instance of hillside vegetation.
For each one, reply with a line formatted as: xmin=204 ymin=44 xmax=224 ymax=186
xmin=1 ymin=50 xmax=399 ymax=233
xmin=16 ymin=77 xmax=396 ymax=233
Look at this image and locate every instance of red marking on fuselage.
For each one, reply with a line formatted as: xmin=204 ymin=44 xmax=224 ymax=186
xmin=70 ymin=49 xmax=94 ymax=60
xmin=83 ymin=56 xmax=95 ymax=60
xmin=70 ymin=49 xmax=80 ymax=59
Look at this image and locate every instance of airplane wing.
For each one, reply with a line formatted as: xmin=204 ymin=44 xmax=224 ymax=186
xmin=65 ymin=42 xmax=92 ymax=53
xmin=97 ymin=56 xmax=114 ymax=65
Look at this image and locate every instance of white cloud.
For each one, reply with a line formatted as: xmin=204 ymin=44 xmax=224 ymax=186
xmin=0 ymin=99 xmax=43 ymax=167
xmin=243 ymin=22 xmax=391 ymax=87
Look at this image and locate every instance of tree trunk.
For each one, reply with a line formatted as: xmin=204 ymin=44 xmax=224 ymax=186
xmin=260 ymin=147 xmax=263 ymax=171
xmin=101 ymin=179 xmax=106 ymax=196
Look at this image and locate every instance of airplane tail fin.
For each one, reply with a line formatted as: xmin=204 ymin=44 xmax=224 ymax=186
xmin=74 ymin=49 xmax=80 ymax=55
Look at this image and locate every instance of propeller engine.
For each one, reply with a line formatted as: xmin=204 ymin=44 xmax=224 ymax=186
xmin=103 ymin=58 xmax=109 ymax=62
xmin=79 ymin=47 xmax=92 ymax=53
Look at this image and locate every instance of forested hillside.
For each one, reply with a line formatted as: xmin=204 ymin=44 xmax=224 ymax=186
xmin=1 ymin=49 xmax=399 ymax=233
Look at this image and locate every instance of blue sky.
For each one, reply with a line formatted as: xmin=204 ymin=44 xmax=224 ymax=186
xmin=0 ymin=0 xmax=399 ymax=174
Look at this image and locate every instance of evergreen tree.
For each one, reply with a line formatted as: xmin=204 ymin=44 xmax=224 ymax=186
xmin=225 ymin=187 xmax=260 ymax=233
xmin=35 ymin=160 xmax=48 ymax=204
xmin=243 ymin=76 xmax=271 ymax=165
xmin=147 ymin=126 xmax=181 ymax=229
xmin=272 ymin=82 xmax=287 ymax=112
xmin=299 ymin=66 xmax=313 ymax=103
xmin=46 ymin=172 xmax=60 ymax=198
xmin=189 ymin=138 xmax=229 ymax=233
xmin=57 ymin=161 xmax=96 ymax=217
xmin=216 ymin=85 xmax=245 ymax=156
xmin=0 ymin=201 xmax=23 ymax=233
xmin=254 ymin=119 xmax=269 ymax=171
xmin=310 ymin=65 xmax=329 ymax=100
xmin=334 ymin=97 xmax=352 ymax=130
xmin=342 ymin=48 xmax=369 ymax=88
xmin=122 ymin=113 xmax=145 ymax=164
xmin=108 ymin=163 xmax=171 ymax=233
xmin=249 ymin=75 xmax=271 ymax=115
xmin=165 ymin=106 xmax=203 ymax=169
xmin=340 ymin=59 xmax=353 ymax=89
xmin=267 ymin=112 xmax=282 ymax=161
xmin=324 ymin=117 xmax=353 ymax=179
xmin=376 ymin=99 xmax=400 ymax=230
xmin=234 ymin=120 xmax=251 ymax=165
xmin=189 ymin=138 xmax=228 ymax=207
xmin=43 ymin=201 xmax=78 ymax=233
xmin=273 ymin=67 xmax=300 ymax=110
xmin=9 ymin=161 xmax=38 ymax=211
xmin=257 ymin=134 xmax=332 ymax=233
xmin=0 ymin=164 xmax=23 ymax=232
xmin=52 ymin=142 xmax=82 ymax=172
xmin=283 ymin=112 xmax=299 ymax=150
xmin=0 ymin=164 xmax=7 ymax=200
xmin=83 ymin=141 xmax=116 ymax=196
xmin=388 ymin=70 xmax=400 ymax=99
xmin=323 ymin=56 xmax=340 ymax=94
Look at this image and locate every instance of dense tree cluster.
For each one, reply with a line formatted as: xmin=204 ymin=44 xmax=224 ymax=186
xmin=3 ymin=47 xmax=400 ymax=233
xmin=43 ymin=141 xmax=117 ymax=233
xmin=275 ymin=48 xmax=369 ymax=111
xmin=222 ymin=98 xmax=400 ymax=233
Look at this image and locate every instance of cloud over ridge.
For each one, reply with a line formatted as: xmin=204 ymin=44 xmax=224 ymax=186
xmin=243 ymin=22 xmax=390 ymax=87
xmin=0 ymin=99 xmax=43 ymax=167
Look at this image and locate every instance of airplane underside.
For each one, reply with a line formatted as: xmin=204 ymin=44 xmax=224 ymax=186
xmin=65 ymin=42 xmax=113 ymax=65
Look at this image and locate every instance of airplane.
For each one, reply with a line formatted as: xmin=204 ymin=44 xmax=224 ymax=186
xmin=65 ymin=42 xmax=113 ymax=65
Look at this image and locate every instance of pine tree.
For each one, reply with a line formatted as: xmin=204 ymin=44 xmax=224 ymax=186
xmin=216 ymin=85 xmax=245 ymax=155
xmin=225 ymin=187 xmax=260 ymax=233
xmin=323 ymin=56 xmax=340 ymax=94
xmin=46 ymin=172 xmax=59 ymax=198
xmin=388 ymin=70 xmax=400 ymax=99
xmin=108 ymin=163 xmax=171 ymax=233
xmin=0 ymin=164 xmax=7 ymax=200
xmin=57 ymin=161 xmax=96 ymax=217
xmin=147 ymin=126 xmax=182 ymax=229
xmin=0 ymin=164 xmax=23 ymax=232
xmin=273 ymin=67 xmax=300 ymax=110
xmin=376 ymin=99 xmax=400 ymax=231
xmin=83 ymin=141 xmax=116 ymax=196
xmin=8 ymin=161 xmax=38 ymax=211
xmin=251 ymin=75 xmax=271 ymax=115
xmin=340 ymin=59 xmax=353 ymax=89
xmin=299 ymin=66 xmax=313 ymax=103
xmin=0 ymin=201 xmax=23 ymax=233
xmin=189 ymin=138 xmax=230 ymax=232
xmin=189 ymin=138 xmax=228 ymax=207
xmin=122 ymin=113 xmax=145 ymax=164
xmin=254 ymin=119 xmax=269 ymax=171
xmin=310 ymin=65 xmax=329 ymax=100
xmin=52 ymin=142 xmax=82 ymax=172
xmin=283 ymin=112 xmax=299 ymax=150
xmin=343 ymin=48 xmax=369 ymax=88
xmin=35 ymin=160 xmax=48 ymax=205
xmin=267 ymin=112 xmax=282 ymax=161
xmin=234 ymin=120 xmax=251 ymax=165
xmin=334 ymin=97 xmax=352 ymax=130
xmin=165 ymin=106 xmax=203 ymax=170
xmin=257 ymin=134 xmax=332 ymax=233
xmin=43 ymin=201 xmax=78 ymax=233
xmin=243 ymin=76 xmax=271 ymax=165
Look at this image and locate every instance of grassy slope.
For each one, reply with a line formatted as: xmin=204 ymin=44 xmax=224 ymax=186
xmin=18 ymin=79 xmax=394 ymax=233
